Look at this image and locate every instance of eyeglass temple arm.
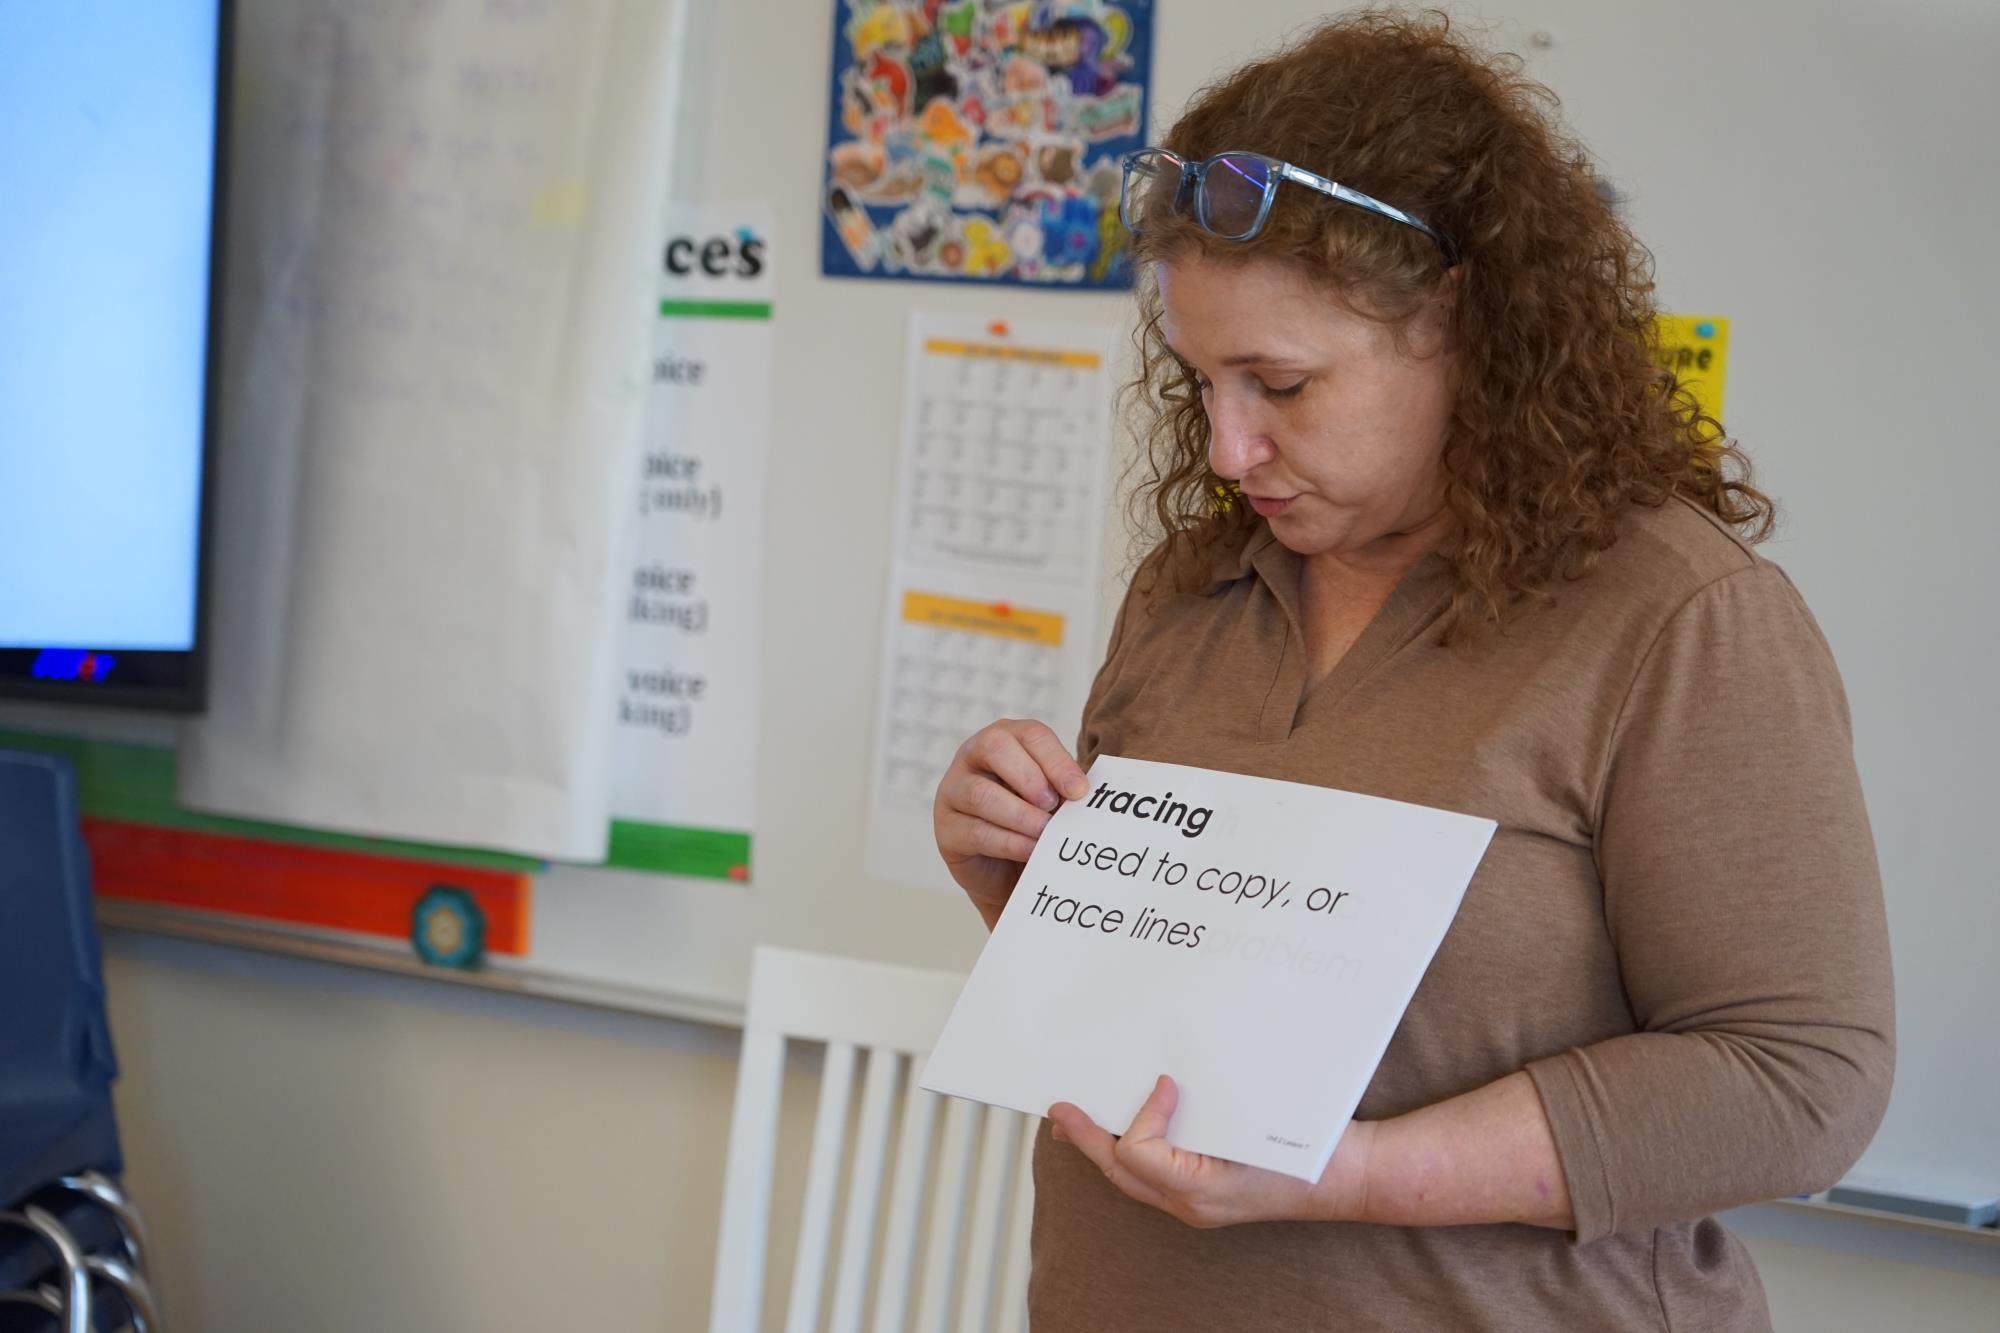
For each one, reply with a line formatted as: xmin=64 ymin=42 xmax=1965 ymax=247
xmin=1278 ymin=162 xmax=1460 ymax=266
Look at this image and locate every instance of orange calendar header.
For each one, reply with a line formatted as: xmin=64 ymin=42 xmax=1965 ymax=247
xmin=922 ymin=338 xmax=1102 ymax=370
xmin=901 ymin=591 xmax=1066 ymax=647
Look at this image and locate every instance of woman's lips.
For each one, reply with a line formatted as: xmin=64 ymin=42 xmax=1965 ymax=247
xmin=1245 ymin=494 xmax=1295 ymax=517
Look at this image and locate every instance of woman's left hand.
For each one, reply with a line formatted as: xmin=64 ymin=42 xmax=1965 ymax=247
xmin=1047 ymin=1075 xmax=1375 ymax=1229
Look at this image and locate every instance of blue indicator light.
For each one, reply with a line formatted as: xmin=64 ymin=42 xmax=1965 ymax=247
xmin=31 ymin=649 xmax=116 ymax=682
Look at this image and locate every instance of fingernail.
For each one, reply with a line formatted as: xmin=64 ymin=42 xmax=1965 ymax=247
xmin=1050 ymin=1122 xmax=1068 ymax=1143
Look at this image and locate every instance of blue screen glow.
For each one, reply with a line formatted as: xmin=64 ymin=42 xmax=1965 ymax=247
xmin=0 ymin=2 xmax=219 ymax=651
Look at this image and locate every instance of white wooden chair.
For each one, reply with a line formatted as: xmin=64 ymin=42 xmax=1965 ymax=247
xmin=710 ymin=947 xmax=1037 ymax=1333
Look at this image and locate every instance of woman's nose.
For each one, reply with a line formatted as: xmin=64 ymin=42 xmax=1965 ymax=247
xmin=1205 ymin=390 xmax=1276 ymax=480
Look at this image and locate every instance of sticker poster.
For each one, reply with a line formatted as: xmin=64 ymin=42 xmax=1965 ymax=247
xmin=820 ymin=0 xmax=1156 ymax=288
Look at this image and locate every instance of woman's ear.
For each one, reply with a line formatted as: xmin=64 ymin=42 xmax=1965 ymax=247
xmin=1422 ymin=263 xmax=1466 ymax=357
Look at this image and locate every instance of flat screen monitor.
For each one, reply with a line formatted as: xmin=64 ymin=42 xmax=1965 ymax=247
xmin=0 ymin=0 xmax=229 ymax=711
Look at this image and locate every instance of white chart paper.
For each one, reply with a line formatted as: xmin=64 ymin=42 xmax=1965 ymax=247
xmin=865 ymin=314 xmax=1116 ymax=889
xmin=921 ymin=755 xmax=1497 ymax=1181
xmin=181 ymin=0 xmax=685 ymax=859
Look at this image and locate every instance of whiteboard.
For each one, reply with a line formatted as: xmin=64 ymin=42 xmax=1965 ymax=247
xmin=5 ymin=0 xmax=1992 ymax=1205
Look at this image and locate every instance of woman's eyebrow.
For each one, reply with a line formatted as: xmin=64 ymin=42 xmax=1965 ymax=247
xmin=1163 ymin=341 xmax=1306 ymax=371
xmin=1219 ymin=352 xmax=1307 ymax=369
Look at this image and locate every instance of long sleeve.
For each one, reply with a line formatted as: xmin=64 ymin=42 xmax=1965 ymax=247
xmin=1526 ymin=562 xmax=1896 ymax=1244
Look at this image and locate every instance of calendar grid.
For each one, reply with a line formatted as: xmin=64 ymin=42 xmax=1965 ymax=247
xmin=867 ymin=315 xmax=1116 ymax=887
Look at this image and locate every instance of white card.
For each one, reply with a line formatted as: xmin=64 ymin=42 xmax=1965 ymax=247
xmin=920 ymin=755 xmax=1497 ymax=1181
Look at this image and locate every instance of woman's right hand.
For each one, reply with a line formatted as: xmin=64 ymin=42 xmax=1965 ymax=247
xmin=934 ymin=718 xmax=1091 ymax=928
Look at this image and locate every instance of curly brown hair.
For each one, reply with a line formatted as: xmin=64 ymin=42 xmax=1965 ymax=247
xmin=1125 ymin=9 xmax=1773 ymax=630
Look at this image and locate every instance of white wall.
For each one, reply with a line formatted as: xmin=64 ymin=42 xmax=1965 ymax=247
xmin=107 ymin=933 xmax=1999 ymax=1332
xmin=106 ymin=934 xmax=811 ymax=1331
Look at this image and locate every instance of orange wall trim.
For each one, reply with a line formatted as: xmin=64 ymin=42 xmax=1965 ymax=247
xmin=84 ymin=818 xmax=532 ymax=956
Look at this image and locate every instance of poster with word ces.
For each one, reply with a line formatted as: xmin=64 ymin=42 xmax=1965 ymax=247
xmin=865 ymin=312 xmax=1116 ymax=888
xmin=607 ymin=204 xmax=776 ymax=882
xmin=820 ymin=0 xmax=1155 ymax=288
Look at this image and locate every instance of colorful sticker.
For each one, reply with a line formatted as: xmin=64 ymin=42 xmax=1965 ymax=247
xmin=412 ymin=884 xmax=489 ymax=969
xmin=820 ymin=0 xmax=1155 ymax=289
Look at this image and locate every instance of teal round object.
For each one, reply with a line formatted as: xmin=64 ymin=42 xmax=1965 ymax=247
xmin=1695 ymin=320 xmax=1716 ymax=339
xmin=411 ymin=885 xmax=487 ymax=970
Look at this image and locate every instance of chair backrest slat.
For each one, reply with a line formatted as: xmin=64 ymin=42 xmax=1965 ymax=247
xmin=784 ymin=1040 xmax=858 ymax=1333
xmin=826 ymin=1046 xmax=902 ymax=1333
xmin=709 ymin=1026 xmax=787 ymax=1333
xmin=953 ymin=1108 xmax=1026 ymax=1333
xmin=910 ymin=1096 xmax=981 ymax=1333
xmin=993 ymin=1114 xmax=1039 ymax=1333
xmin=866 ymin=1077 xmax=941 ymax=1333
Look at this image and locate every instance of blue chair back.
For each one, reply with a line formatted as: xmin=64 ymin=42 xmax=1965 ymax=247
xmin=0 ymin=748 xmax=121 ymax=1209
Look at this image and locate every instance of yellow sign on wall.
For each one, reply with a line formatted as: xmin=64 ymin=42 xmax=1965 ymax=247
xmin=1655 ymin=314 xmax=1730 ymax=422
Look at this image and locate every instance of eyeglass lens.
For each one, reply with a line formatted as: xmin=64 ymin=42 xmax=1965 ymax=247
xmin=1121 ymin=150 xmax=1184 ymax=233
xmin=1122 ymin=151 xmax=1277 ymax=240
xmin=1199 ymin=154 xmax=1273 ymax=238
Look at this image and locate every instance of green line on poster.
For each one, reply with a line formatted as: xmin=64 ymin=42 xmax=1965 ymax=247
xmin=605 ymin=819 xmax=752 ymax=881
xmin=658 ymin=298 xmax=772 ymax=319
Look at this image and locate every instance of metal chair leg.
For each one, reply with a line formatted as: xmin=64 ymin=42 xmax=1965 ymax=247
xmin=55 ymin=1172 xmax=151 ymax=1276
xmin=0 ymin=1283 xmax=64 ymax=1315
xmin=0 ymin=1206 xmax=92 ymax=1333
xmin=86 ymin=1252 xmax=162 ymax=1333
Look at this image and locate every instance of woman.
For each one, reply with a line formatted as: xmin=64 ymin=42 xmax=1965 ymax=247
xmin=931 ymin=12 xmax=1893 ymax=1331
